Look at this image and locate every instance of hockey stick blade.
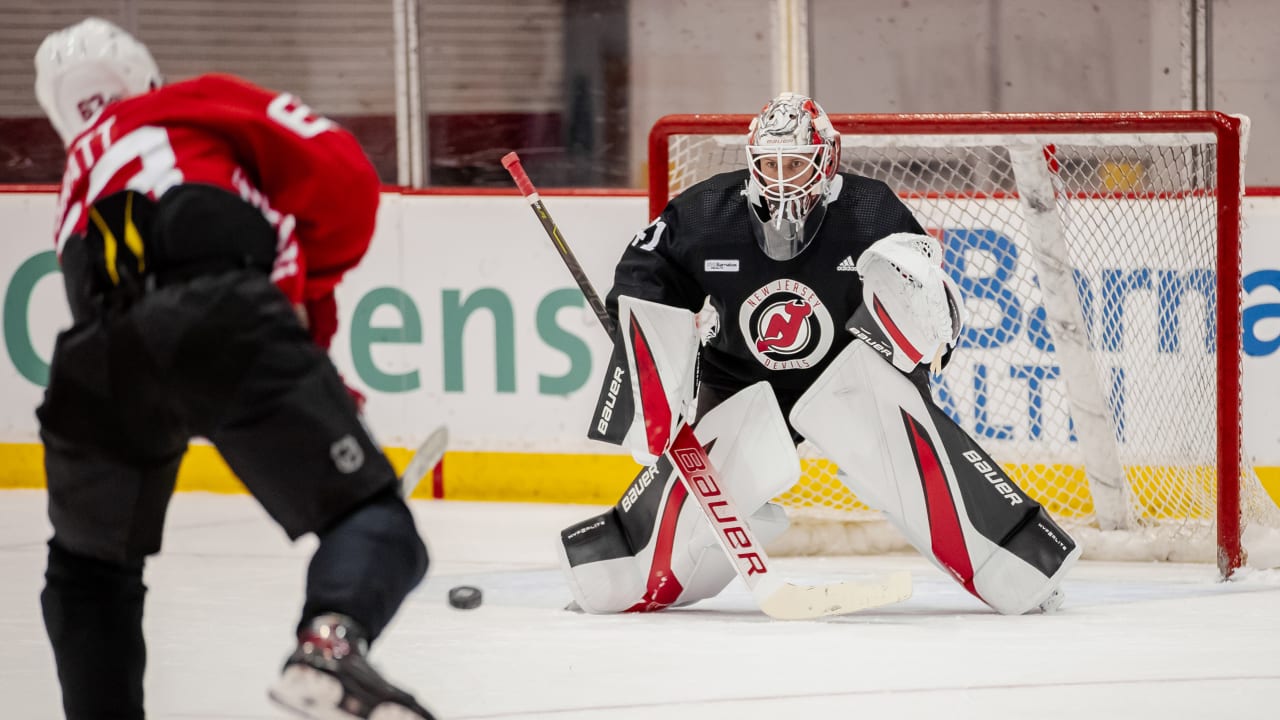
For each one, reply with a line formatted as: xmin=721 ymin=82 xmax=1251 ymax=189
xmin=401 ymin=425 xmax=449 ymax=498
xmin=755 ymin=571 xmax=913 ymax=620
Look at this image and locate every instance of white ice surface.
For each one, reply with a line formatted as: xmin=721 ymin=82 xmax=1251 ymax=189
xmin=2 ymin=490 xmax=1278 ymax=719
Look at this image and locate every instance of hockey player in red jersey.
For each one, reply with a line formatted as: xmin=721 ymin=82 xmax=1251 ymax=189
xmin=559 ymin=93 xmax=1079 ymax=617
xmin=35 ymin=18 xmax=434 ymax=719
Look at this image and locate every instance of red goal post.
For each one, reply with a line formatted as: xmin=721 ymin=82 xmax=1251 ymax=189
xmin=647 ymin=111 xmax=1276 ymax=577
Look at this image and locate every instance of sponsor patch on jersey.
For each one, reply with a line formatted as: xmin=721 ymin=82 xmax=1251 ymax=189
xmin=705 ymin=259 xmax=739 ymax=272
xmin=738 ymin=279 xmax=834 ymax=371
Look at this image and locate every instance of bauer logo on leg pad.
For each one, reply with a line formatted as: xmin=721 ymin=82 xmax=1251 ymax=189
xmin=960 ymin=450 xmax=1023 ymax=506
xmin=620 ymin=463 xmax=663 ymax=513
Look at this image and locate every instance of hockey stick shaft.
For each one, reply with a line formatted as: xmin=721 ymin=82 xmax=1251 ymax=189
xmin=500 ymin=154 xmax=614 ymax=336
xmin=501 ymin=152 xmax=910 ymax=618
xmin=400 ymin=425 xmax=449 ymax=498
xmin=501 ymin=153 xmax=777 ymax=596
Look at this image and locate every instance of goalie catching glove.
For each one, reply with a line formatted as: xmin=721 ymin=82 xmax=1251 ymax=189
xmin=785 ymin=233 xmax=1077 ymax=614
xmin=856 ymin=232 xmax=964 ymax=373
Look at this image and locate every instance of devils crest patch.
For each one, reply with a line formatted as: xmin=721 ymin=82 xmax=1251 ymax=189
xmin=738 ymin=279 xmax=834 ymax=370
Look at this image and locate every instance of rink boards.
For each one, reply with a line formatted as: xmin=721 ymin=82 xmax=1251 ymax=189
xmin=1 ymin=189 xmax=1279 ymax=513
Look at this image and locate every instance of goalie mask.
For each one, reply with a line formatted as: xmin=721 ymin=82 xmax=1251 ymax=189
xmin=745 ymin=93 xmax=841 ymax=261
xmin=35 ymin=17 xmax=162 ymax=146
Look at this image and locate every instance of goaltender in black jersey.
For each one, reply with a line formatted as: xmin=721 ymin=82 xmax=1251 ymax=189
xmin=602 ymin=159 xmax=924 ymax=411
xmin=560 ymin=92 xmax=1080 ymax=618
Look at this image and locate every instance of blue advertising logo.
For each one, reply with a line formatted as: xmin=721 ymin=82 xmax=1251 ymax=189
xmin=1243 ymin=269 xmax=1280 ymax=356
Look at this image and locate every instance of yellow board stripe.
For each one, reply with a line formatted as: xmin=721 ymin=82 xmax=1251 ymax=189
xmin=0 ymin=443 xmax=639 ymax=504
xmin=777 ymin=460 xmax=1267 ymax=521
xmin=1 ymin=442 xmax=1277 ymax=515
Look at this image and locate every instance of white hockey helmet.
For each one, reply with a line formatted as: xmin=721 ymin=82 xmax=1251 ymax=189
xmin=34 ymin=17 xmax=162 ymax=146
xmin=744 ymin=93 xmax=842 ymax=260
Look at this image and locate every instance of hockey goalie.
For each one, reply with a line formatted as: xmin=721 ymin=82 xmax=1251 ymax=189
xmin=558 ymin=92 xmax=1080 ymax=617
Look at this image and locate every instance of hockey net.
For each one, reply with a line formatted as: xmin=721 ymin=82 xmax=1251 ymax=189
xmin=650 ymin=112 xmax=1280 ymax=577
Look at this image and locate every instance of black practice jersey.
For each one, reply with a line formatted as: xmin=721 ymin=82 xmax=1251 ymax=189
xmin=606 ymin=169 xmax=924 ymax=406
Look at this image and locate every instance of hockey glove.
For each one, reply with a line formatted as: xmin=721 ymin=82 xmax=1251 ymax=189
xmin=617 ymin=296 xmax=701 ymax=466
xmin=856 ymin=232 xmax=964 ymax=373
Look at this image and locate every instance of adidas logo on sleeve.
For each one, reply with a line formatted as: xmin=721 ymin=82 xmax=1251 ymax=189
xmin=837 ymin=255 xmax=858 ymax=271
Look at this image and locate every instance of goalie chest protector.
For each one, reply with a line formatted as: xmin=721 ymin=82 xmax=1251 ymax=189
xmin=607 ymin=169 xmax=926 ymax=404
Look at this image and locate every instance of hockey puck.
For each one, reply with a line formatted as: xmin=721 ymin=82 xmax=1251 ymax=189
xmin=448 ymin=585 xmax=482 ymax=610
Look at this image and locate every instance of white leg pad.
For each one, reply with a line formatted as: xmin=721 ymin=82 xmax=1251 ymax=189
xmin=790 ymin=339 xmax=1080 ymax=615
xmin=673 ymin=502 xmax=791 ymax=607
xmin=559 ymin=381 xmax=799 ymax=614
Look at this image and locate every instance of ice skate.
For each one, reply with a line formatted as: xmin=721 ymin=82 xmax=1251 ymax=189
xmin=269 ymin=614 xmax=435 ymax=720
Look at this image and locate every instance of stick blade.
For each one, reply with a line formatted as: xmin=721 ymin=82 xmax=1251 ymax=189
xmin=757 ymin=571 xmax=913 ymax=620
xmin=401 ymin=425 xmax=449 ymax=498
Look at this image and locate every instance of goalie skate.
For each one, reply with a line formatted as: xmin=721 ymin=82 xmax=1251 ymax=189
xmin=269 ymin=614 xmax=436 ymax=720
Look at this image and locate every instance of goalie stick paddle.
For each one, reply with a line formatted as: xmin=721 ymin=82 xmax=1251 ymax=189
xmin=501 ymin=152 xmax=911 ymax=619
xmin=400 ymin=425 xmax=449 ymax=498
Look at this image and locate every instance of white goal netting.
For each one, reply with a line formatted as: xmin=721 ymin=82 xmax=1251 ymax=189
xmin=654 ymin=113 xmax=1280 ymax=575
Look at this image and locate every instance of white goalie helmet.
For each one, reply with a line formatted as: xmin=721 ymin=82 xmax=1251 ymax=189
xmin=34 ymin=17 xmax=162 ymax=146
xmin=745 ymin=92 xmax=841 ymax=260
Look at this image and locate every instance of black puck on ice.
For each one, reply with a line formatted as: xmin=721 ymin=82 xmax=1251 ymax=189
xmin=448 ymin=585 xmax=482 ymax=610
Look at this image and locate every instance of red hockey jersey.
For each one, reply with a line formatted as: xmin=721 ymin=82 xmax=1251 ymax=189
xmin=51 ymin=73 xmax=381 ymax=346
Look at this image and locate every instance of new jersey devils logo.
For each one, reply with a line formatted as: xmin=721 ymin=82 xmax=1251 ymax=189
xmin=739 ymin=279 xmax=834 ymax=371
xmin=755 ymin=300 xmax=813 ymax=353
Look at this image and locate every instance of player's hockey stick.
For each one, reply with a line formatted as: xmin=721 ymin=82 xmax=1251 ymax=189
xmin=501 ymin=152 xmax=911 ymax=619
xmin=400 ymin=425 xmax=449 ymax=498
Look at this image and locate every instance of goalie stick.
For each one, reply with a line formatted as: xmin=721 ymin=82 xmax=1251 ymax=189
xmin=400 ymin=425 xmax=449 ymax=498
xmin=501 ymin=152 xmax=911 ymax=619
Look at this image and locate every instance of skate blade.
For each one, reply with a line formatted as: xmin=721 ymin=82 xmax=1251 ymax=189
xmin=269 ymin=665 xmax=349 ymax=720
xmin=269 ymin=665 xmax=431 ymax=720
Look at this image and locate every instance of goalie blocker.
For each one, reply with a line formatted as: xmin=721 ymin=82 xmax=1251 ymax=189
xmin=791 ymin=303 xmax=1081 ymax=614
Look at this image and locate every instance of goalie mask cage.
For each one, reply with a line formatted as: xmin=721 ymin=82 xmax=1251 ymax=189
xmin=650 ymin=111 xmax=1280 ymax=578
